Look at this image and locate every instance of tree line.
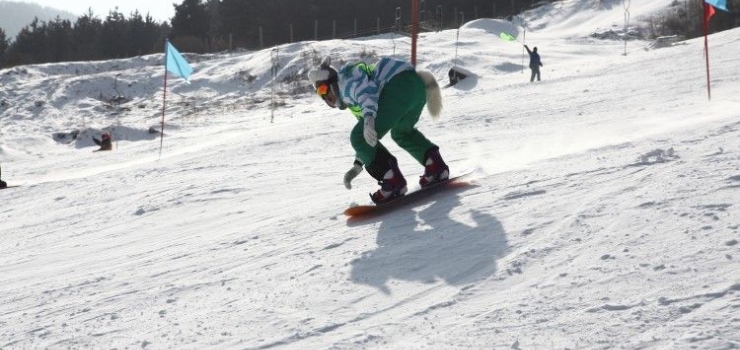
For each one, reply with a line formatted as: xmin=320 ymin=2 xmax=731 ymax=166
xmin=168 ymin=0 xmax=558 ymax=52
xmin=0 ymin=0 xmax=552 ymax=68
xmin=0 ymin=9 xmax=169 ymax=68
xmin=0 ymin=0 xmax=738 ymax=69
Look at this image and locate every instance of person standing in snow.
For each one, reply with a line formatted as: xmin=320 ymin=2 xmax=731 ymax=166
xmin=92 ymin=133 xmax=113 ymax=152
xmin=307 ymin=56 xmax=450 ymax=204
xmin=524 ymin=45 xmax=543 ymax=82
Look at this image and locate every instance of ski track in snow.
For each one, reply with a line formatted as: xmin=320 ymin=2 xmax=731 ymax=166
xmin=2 ymin=0 xmax=740 ymax=349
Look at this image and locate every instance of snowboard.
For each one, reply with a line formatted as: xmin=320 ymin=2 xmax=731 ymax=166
xmin=344 ymin=171 xmax=474 ymax=218
xmin=0 ymin=185 xmax=19 ymax=190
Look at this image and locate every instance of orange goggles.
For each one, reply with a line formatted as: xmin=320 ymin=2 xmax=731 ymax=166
xmin=316 ymin=82 xmax=330 ymax=96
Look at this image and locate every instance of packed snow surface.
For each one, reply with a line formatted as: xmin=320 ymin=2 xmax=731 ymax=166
xmin=1 ymin=0 xmax=739 ymax=349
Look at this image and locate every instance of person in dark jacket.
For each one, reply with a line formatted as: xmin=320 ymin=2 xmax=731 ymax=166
xmin=524 ymin=45 xmax=543 ymax=82
xmin=92 ymin=133 xmax=113 ymax=152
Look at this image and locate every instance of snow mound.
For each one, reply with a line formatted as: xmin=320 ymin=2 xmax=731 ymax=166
xmin=461 ymin=18 xmax=521 ymax=39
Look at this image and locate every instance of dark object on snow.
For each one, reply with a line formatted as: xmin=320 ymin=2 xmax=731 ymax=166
xmin=448 ymin=67 xmax=468 ymax=86
xmin=525 ymin=45 xmax=544 ymax=82
xmin=0 ymin=164 xmax=6 ymax=189
xmin=93 ymin=133 xmax=113 ymax=152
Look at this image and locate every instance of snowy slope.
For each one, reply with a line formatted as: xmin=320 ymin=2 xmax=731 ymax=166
xmin=1 ymin=0 xmax=739 ymax=349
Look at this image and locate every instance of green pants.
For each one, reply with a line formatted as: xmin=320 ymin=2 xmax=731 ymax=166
xmin=351 ymin=70 xmax=436 ymax=168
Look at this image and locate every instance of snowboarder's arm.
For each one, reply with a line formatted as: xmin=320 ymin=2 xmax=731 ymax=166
xmin=524 ymin=45 xmax=532 ymax=54
xmin=93 ymin=137 xmax=102 ymax=146
xmin=340 ymin=65 xmax=380 ymax=120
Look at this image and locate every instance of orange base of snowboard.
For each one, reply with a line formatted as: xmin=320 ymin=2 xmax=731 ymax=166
xmin=344 ymin=172 xmax=473 ymax=218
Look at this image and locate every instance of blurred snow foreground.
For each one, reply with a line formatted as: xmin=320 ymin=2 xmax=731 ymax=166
xmin=1 ymin=1 xmax=740 ymax=349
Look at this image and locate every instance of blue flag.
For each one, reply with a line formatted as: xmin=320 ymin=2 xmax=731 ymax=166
xmin=165 ymin=41 xmax=193 ymax=82
xmin=705 ymin=0 xmax=728 ymax=11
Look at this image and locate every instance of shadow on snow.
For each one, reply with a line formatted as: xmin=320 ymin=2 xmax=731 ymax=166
xmin=348 ymin=186 xmax=509 ymax=294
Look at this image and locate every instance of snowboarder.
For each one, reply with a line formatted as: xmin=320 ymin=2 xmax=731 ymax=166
xmin=0 ymin=164 xmax=6 ymax=189
xmin=307 ymin=56 xmax=450 ymax=204
xmin=92 ymin=133 xmax=112 ymax=152
xmin=524 ymin=44 xmax=543 ymax=82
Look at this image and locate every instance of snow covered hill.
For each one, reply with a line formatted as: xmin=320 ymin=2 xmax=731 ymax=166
xmin=1 ymin=0 xmax=739 ymax=349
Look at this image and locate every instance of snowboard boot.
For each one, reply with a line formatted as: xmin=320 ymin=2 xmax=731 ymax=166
xmin=419 ymin=146 xmax=449 ymax=188
xmin=370 ymin=161 xmax=408 ymax=204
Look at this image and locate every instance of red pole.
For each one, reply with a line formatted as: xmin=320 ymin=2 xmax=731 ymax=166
xmin=703 ymin=3 xmax=712 ymax=100
xmin=411 ymin=0 xmax=419 ymax=66
xmin=160 ymin=40 xmax=169 ymax=156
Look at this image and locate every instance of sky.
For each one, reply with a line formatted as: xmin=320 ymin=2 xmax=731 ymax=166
xmin=13 ymin=0 xmax=175 ymax=22
xmin=1 ymin=0 xmax=739 ymax=349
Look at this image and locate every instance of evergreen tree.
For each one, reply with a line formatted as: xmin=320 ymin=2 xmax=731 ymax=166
xmin=72 ymin=9 xmax=103 ymax=61
xmin=171 ymin=0 xmax=209 ymax=52
xmin=127 ymin=11 xmax=148 ymax=56
xmin=142 ymin=13 xmax=168 ymax=54
xmin=101 ymin=8 xmax=128 ymax=58
xmin=8 ymin=18 xmax=46 ymax=65
xmin=45 ymin=17 xmax=73 ymax=62
xmin=219 ymin=0 xmax=257 ymax=48
xmin=0 ymin=28 xmax=9 ymax=67
xmin=205 ymin=0 xmax=224 ymax=50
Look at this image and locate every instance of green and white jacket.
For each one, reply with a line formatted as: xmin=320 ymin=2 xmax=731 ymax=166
xmin=337 ymin=57 xmax=415 ymax=120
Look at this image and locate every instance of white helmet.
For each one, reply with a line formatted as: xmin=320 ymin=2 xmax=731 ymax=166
xmin=307 ymin=56 xmax=346 ymax=109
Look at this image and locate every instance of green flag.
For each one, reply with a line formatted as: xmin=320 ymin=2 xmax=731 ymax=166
xmin=499 ymin=32 xmax=517 ymax=42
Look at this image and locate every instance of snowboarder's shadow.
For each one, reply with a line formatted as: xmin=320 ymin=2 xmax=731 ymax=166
xmin=349 ymin=187 xmax=509 ymax=294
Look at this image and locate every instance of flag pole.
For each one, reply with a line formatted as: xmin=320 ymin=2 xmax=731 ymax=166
xmin=522 ymin=27 xmax=526 ymax=74
xmin=703 ymin=3 xmax=712 ymax=101
xmin=160 ymin=40 xmax=170 ymax=157
xmin=411 ymin=0 xmax=419 ymax=66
